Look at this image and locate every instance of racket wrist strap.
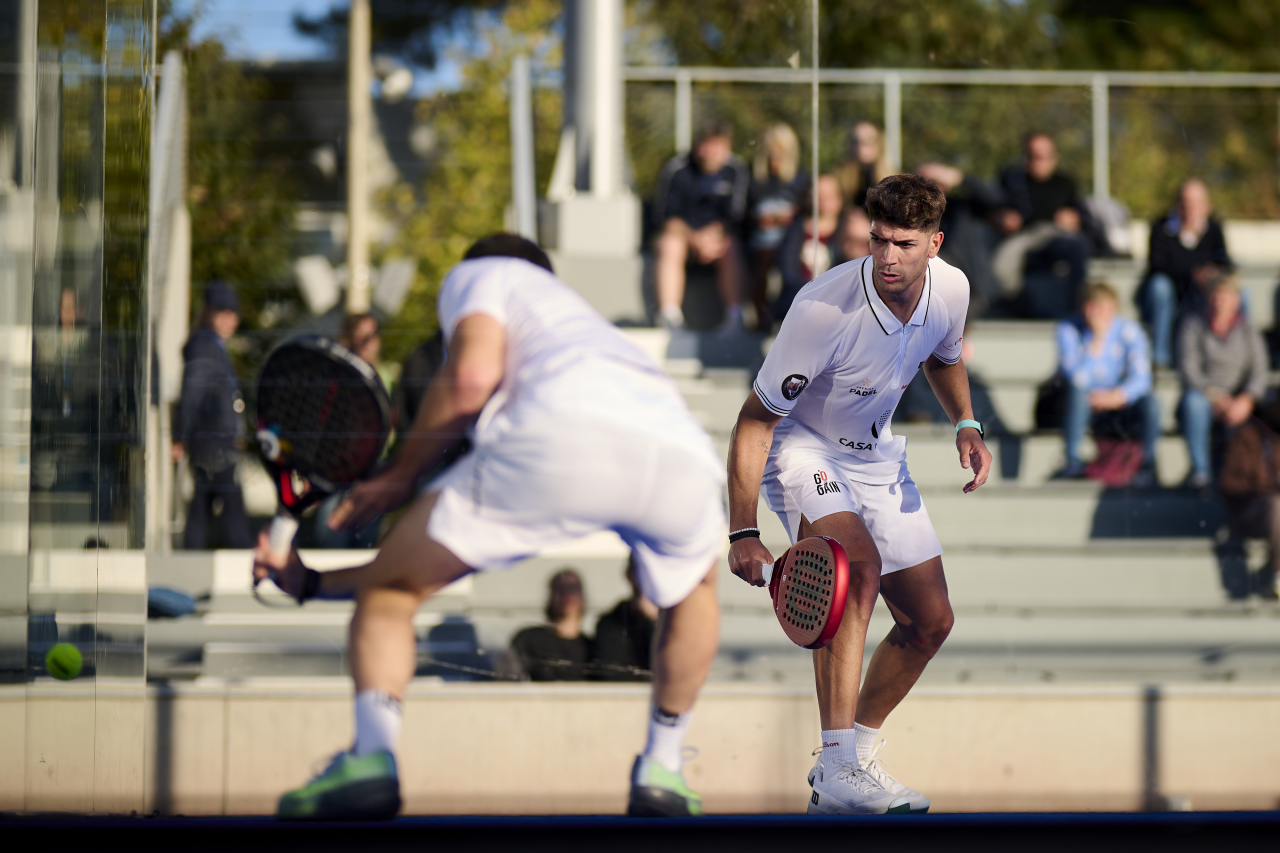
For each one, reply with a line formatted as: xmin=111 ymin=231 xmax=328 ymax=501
xmin=298 ymin=568 xmax=322 ymax=604
xmin=729 ymin=527 xmax=761 ymax=544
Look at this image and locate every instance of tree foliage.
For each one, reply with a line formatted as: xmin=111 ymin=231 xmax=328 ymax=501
xmin=293 ymin=0 xmax=500 ymax=67
xmin=378 ymin=0 xmax=563 ymax=362
xmin=629 ymin=0 xmax=1280 ymax=218
xmin=158 ymin=0 xmax=298 ymax=335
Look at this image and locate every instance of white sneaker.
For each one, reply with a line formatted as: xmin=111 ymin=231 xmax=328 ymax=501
xmin=805 ymin=752 xmax=911 ymax=815
xmin=859 ymin=739 xmax=930 ymax=813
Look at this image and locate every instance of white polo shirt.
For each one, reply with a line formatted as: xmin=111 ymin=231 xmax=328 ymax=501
xmin=753 ymin=255 xmax=970 ymax=485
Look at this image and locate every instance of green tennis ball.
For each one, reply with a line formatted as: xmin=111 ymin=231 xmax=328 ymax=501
xmin=46 ymin=643 xmax=83 ymax=680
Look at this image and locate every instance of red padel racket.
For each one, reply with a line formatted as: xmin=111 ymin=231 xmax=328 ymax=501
xmin=253 ymin=335 xmax=391 ymax=603
xmin=761 ymin=536 xmax=849 ymax=649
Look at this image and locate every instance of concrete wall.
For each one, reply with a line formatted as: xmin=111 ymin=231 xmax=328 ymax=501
xmin=5 ymin=681 xmax=1272 ymax=815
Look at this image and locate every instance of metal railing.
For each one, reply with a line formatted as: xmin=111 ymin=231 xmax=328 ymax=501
xmin=623 ymin=66 xmax=1280 ymax=201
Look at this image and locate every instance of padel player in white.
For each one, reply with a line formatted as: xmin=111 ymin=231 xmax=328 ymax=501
xmin=254 ymin=235 xmax=725 ymax=820
xmin=727 ymin=174 xmax=992 ymax=815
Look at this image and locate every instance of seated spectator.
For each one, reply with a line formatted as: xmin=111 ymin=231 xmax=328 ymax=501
xmin=1177 ymin=276 xmax=1269 ymax=488
xmin=830 ymin=205 xmax=871 ymax=265
xmin=993 ymin=133 xmax=1090 ymax=319
xmin=1218 ymin=399 xmax=1280 ymax=599
xmin=311 ymin=313 xmax=390 ymax=548
xmin=653 ymin=120 xmax=750 ymax=330
xmin=835 ymin=121 xmax=891 ymax=210
xmin=1053 ymin=282 xmax=1159 ymax=485
xmin=747 ymin=123 xmax=807 ymax=331
xmin=508 ymin=569 xmax=592 ymax=681
xmin=1138 ymin=179 xmax=1233 ymax=369
xmin=915 ymin=161 xmax=1004 ymax=317
xmin=899 ymin=327 xmax=1009 ymax=439
xmin=775 ymin=174 xmax=843 ymax=320
xmin=592 ymin=557 xmax=658 ymax=682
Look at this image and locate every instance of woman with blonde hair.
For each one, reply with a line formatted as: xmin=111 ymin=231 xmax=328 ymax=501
xmin=837 ymin=121 xmax=892 ymax=210
xmin=747 ymin=123 xmax=808 ymax=330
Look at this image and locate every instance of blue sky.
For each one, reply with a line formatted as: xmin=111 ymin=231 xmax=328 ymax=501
xmin=184 ymin=0 xmax=463 ymax=92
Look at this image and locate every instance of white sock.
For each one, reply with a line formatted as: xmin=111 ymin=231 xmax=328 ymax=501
xmin=660 ymin=304 xmax=684 ymax=327
xmin=643 ymin=705 xmax=692 ymax=773
xmin=820 ymin=728 xmax=858 ymax=767
xmin=353 ymin=690 xmax=403 ymax=756
xmin=853 ymin=722 xmax=880 ymax=765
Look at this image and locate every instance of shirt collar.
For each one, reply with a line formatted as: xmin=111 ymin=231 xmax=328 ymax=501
xmin=860 ymin=257 xmax=931 ymax=335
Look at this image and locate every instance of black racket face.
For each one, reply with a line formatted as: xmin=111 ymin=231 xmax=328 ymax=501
xmin=256 ymin=336 xmax=391 ymax=496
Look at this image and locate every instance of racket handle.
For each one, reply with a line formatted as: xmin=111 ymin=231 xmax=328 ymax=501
xmin=268 ymin=514 xmax=300 ymax=560
xmin=761 ymin=561 xmax=773 ymax=585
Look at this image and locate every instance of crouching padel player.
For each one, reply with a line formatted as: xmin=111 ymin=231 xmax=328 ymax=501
xmin=254 ymin=235 xmax=725 ymax=819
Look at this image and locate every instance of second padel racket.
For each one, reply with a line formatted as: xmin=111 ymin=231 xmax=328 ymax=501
xmin=254 ymin=335 xmax=391 ymax=599
xmin=761 ymin=536 xmax=849 ymax=649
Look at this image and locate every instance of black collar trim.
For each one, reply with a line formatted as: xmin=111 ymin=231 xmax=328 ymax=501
xmin=861 ymin=258 xmax=890 ymax=336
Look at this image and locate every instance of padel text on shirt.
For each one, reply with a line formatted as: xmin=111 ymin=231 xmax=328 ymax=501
xmin=753 ymin=255 xmax=970 ymax=485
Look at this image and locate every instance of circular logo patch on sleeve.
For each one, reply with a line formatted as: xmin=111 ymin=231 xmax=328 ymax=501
xmin=782 ymin=374 xmax=809 ymax=401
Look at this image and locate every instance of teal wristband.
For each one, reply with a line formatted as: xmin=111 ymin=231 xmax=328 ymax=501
xmin=955 ymin=419 xmax=983 ymax=437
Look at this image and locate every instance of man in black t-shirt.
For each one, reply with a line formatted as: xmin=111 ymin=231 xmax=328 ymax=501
xmin=993 ymin=133 xmax=1090 ymax=319
xmin=593 ymin=558 xmax=658 ymax=682
xmin=652 ymin=120 xmax=750 ymax=330
xmin=509 ymin=569 xmax=592 ymax=681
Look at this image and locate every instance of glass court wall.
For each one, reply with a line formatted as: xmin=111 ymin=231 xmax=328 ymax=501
xmin=1 ymin=0 xmax=152 ymax=813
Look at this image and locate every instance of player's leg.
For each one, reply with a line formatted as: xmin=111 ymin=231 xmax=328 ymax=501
xmin=797 ymin=511 xmax=881 ymax=730
xmin=278 ymin=492 xmax=473 ymax=820
xmin=655 ymin=218 xmax=692 ymax=327
xmin=793 ymin=511 xmax=914 ymax=814
xmin=629 ymin=562 xmax=718 ymax=817
xmin=857 ymin=556 xmax=954 ymax=727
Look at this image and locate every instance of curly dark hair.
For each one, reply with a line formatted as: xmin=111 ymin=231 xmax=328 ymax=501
xmin=865 ymin=174 xmax=947 ymax=234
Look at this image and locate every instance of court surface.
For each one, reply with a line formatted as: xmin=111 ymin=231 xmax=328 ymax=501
xmin=5 ymin=811 xmax=1279 ymax=851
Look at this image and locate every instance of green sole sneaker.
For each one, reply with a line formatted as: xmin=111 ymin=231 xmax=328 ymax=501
xmin=627 ymin=755 xmax=704 ymax=817
xmin=278 ymin=750 xmax=402 ymax=821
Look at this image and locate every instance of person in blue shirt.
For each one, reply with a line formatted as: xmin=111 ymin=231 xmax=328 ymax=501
xmin=1054 ymin=282 xmax=1160 ymax=484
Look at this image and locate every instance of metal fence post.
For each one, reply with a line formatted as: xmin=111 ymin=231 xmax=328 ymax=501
xmin=884 ymin=72 xmax=902 ymax=173
xmin=675 ymin=71 xmax=692 ymax=153
xmin=1092 ymin=74 xmax=1110 ymax=201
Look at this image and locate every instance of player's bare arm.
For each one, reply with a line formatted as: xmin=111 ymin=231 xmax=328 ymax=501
xmin=329 ymin=314 xmax=506 ymax=530
xmin=727 ymin=391 xmax=783 ymax=586
xmin=923 ymin=354 xmax=992 ymax=493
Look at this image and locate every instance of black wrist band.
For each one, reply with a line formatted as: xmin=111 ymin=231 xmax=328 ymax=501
xmin=729 ymin=528 xmax=761 ymax=544
xmin=298 ymin=568 xmax=321 ymax=604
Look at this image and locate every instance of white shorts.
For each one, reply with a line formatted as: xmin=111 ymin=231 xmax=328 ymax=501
xmin=761 ymin=453 xmax=942 ymax=575
xmin=426 ymin=415 xmax=726 ymax=609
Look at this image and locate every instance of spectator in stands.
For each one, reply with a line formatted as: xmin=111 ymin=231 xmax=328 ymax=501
xmin=994 ymin=133 xmax=1090 ymax=319
xmin=312 ymin=313 xmax=390 ymax=548
xmin=1177 ymin=276 xmax=1269 ymax=489
xmin=338 ymin=312 xmax=395 ymax=391
xmin=509 ymin=569 xmax=592 ymax=681
xmin=831 ymin=205 xmax=871 ymax=265
xmin=915 ymin=161 xmax=1005 ymax=317
xmin=775 ymin=174 xmax=843 ymax=320
xmin=1053 ymin=282 xmax=1159 ymax=485
xmin=173 ymin=281 xmax=252 ymax=549
xmin=1218 ymin=398 xmax=1280 ymax=599
xmin=653 ymin=120 xmax=750 ymax=330
xmin=835 ymin=121 xmax=892 ymax=210
xmin=592 ymin=556 xmax=658 ymax=682
xmin=1138 ymin=179 xmax=1233 ymax=369
xmin=747 ymin=123 xmax=807 ymax=331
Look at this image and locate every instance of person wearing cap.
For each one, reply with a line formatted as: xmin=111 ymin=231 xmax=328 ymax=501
xmin=173 ymin=280 xmax=252 ymax=549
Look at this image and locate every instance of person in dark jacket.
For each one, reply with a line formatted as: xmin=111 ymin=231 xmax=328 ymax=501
xmin=592 ymin=557 xmax=658 ymax=682
xmin=1138 ymin=179 xmax=1233 ymax=368
xmin=173 ymin=281 xmax=251 ymax=549
xmin=652 ymin=120 xmax=750 ymax=330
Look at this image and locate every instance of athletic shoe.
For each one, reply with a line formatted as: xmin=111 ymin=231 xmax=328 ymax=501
xmin=805 ymin=752 xmax=910 ymax=815
xmin=858 ymin=740 xmax=930 ymax=813
xmin=627 ymin=755 xmax=704 ymax=817
xmin=277 ymin=750 xmax=401 ymax=821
